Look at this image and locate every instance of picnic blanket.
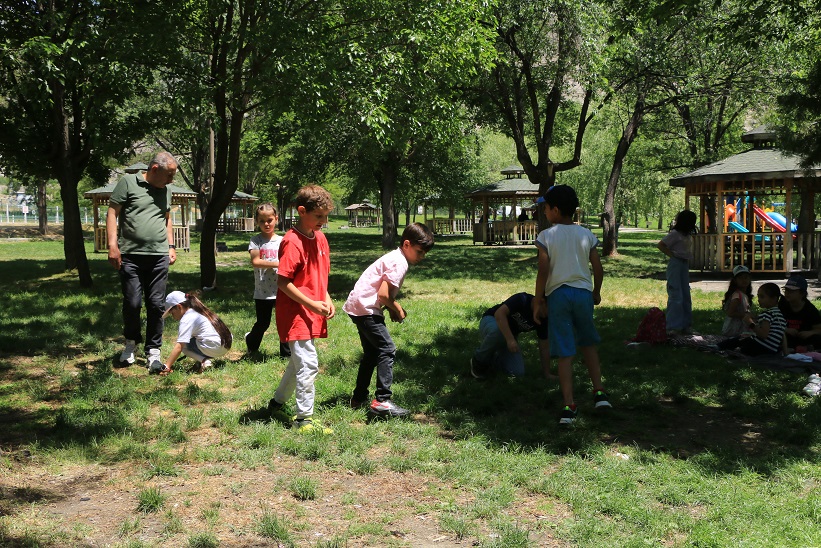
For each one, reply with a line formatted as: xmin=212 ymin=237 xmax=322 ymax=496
xmin=667 ymin=333 xmax=821 ymax=374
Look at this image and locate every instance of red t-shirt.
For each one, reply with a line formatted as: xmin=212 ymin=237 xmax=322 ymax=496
xmin=275 ymin=228 xmax=330 ymax=342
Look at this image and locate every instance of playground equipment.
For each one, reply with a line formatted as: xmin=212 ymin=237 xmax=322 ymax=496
xmin=671 ymin=127 xmax=820 ymax=274
xmin=752 ymin=204 xmax=786 ymax=233
xmin=767 ymin=211 xmax=797 ymax=232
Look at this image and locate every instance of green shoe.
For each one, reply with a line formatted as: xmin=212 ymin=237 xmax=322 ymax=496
xmin=292 ymin=417 xmax=333 ymax=434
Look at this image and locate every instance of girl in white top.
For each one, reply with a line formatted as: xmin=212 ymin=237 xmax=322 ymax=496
xmin=657 ymin=210 xmax=697 ymax=334
xmin=159 ymin=290 xmax=232 ymax=375
xmin=246 ymin=203 xmax=289 ymax=356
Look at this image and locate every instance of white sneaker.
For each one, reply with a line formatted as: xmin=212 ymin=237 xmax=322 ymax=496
xmin=119 ymin=340 xmax=136 ymax=365
xmin=802 ymin=374 xmax=821 ymax=397
xmin=201 ymin=359 xmax=213 ymax=370
xmin=147 ymin=348 xmax=162 ymax=370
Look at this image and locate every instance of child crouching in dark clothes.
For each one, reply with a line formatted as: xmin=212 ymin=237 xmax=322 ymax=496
xmin=470 ymin=292 xmax=553 ymax=380
xmin=718 ymin=282 xmax=786 ymax=356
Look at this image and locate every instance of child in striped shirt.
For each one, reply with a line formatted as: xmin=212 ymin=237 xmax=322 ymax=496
xmin=718 ymin=282 xmax=786 ymax=356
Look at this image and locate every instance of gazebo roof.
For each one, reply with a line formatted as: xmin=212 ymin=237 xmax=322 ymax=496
xmin=83 ymin=183 xmax=197 ymax=198
xmin=671 ymin=127 xmax=821 ymax=187
xmin=670 ymin=148 xmax=821 ymax=187
xmin=83 ymin=183 xmax=258 ymax=202
xmin=345 ymin=202 xmax=378 ymax=210
xmin=465 ymin=178 xmax=539 ymax=198
xmin=232 ymin=190 xmax=259 ymax=203
xmin=125 ymin=162 xmax=149 ymax=173
xmin=500 ymin=165 xmax=526 ymax=177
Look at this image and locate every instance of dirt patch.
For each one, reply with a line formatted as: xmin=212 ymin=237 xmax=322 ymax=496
xmin=1 ymin=455 xmax=569 ymax=547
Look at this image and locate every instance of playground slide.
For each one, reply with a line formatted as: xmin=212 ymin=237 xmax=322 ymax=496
xmin=727 ymin=221 xmax=749 ymax=233
xmin=752 ymin=205 xmax=786 ymax=233
xmin=766 ymin=211 xmax=797 ymax=232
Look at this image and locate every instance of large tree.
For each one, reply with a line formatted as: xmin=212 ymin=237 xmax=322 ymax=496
xmin=164 ymin=0 xmax=337 ymax=289
xmin=469 ymin=0 xmax=615 ymax=213
xmin=308 ymin=0 xmax=495 ymax=248
xmin=0 ymin=1 xmax=175 ymax=286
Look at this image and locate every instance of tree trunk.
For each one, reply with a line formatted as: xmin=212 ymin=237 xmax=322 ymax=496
xmin=51 ymin=79 xmax=92 ymax=287
xmin=797 ymin=189 xmax=813 ymax=232
xmin=36 ymin=180 xmax=48 ymax=235
xmin=378 ymin=155 xmax=400 ymax=249
xmin=602 ymin=96 xmax=645 ymax=256
xmin=531 ymin=164 xmax=555 ymax=232
xmin=200 ymin=104 xmax=244 ymax=289
xmin=61 ymin=183 xmax=92 ymax=287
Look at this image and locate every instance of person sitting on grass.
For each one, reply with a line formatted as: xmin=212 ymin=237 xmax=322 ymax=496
xmin=159 ymin=290 xmax=232 ymax=375
xmin=343 ymin=222 xmax=434 ymax=419
xmin=779 ymin=274 xmax=821 ymax=352
xmin=470 ymin=292 xmax=555 ymax=380
xmin=721 ymin=265 xmax=753 ymax=337
xmin=532 ymin=185 xmax=611 ymax=426
xmin=717 ymin=282 xmax=786 ymax=356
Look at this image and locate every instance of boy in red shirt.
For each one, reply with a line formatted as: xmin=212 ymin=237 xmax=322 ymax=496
xmin=267 ymin=185 xmax=335 ymax=432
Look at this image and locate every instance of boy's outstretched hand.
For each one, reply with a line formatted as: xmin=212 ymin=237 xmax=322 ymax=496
xmin=388 ymin=306 xmax=406 ymax=323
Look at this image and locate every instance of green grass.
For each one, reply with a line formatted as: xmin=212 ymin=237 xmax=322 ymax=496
xmin=1 ymin=220 xmax=821 ymax=546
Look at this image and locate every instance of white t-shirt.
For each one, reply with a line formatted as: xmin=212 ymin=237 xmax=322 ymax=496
xmin=343 ymin=248 xmax=409 ymax=317
xmin=535 ymin=224 xmax=599 ymax=297
xmin=248 ymin=233 xmax=283 ymax=300
xmin=177 ymin=309 xmax=227 ymax=358
xmin=661 ymin=230 xmax=692 ymax=260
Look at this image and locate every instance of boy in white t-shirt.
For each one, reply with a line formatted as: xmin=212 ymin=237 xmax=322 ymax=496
xmin=533 ymin=185 xmax=610 ymax=426
xmin=245 ymin=203 xmax=290 ymax=357
xmin=343 ymin=223 xmax=434 ymax=418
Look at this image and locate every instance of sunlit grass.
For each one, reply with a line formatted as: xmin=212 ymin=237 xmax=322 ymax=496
xmin=1 ymin=224 xmax=820 ymax=546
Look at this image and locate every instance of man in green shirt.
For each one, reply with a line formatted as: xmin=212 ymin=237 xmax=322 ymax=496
xmin=106 ymin=152 xmax=178 ymax=371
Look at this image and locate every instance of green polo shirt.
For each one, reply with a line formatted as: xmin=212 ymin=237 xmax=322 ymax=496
xmin=110 ymin=173 xmax=172 ymax=255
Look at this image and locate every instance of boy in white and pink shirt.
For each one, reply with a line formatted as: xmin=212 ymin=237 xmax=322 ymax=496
xmin=343 ymin=223 xmax=434 ymax=418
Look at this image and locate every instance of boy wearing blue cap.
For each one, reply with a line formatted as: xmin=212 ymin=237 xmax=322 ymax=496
xmin=533 ymin=185 xmax=610 ymax=425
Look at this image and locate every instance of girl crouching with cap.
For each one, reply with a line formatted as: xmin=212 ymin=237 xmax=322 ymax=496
xmin=157 ymin=290 xmax=232 ymax=375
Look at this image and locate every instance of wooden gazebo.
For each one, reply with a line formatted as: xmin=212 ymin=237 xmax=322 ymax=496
xmin=345 ymin=200 xmax=380 ymax=227
xmin=466 ymin=166 xmax=540 ymax=245
xmin=218 ymin=190 xmax=259 ymax=232
xmin=670 ymin=127 xmax=821 ymax=274
xmin=83 ymin=182 xmax=197 ymax=252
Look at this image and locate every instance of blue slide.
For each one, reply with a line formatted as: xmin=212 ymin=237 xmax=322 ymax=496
xmin=728 ymin=221 xmax=767 ymax=241
xmin=767 ymin=212 xmax=797 ymax=232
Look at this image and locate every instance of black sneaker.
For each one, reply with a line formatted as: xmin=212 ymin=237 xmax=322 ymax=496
xmin=245 ymin=332 xmax=259 ymax=354
xmin=350 ymin=396 xmax=368 ymax=409
xmin=470 ymin=358 xmax=488 ymax=379
xmin=593 ymin=390 xmax=612 ymax=410
xmin=266 ymin=398 xmax=291 ymax=422
xmin=368 ymin=399 xmax=410 ymax=418
xmin=559 ymin=405 xmax=577 ymax=426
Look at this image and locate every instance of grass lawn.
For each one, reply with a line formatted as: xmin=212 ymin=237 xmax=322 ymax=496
xmin=1 ymin=220 xmax=820 ymax=547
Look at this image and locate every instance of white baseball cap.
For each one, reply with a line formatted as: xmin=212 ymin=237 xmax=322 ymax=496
xmin=163 ymin=291 xmax=187 ymax=318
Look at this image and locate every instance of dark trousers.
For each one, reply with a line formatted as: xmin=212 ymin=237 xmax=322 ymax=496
xmin=247 ymin=299 xmax=290 ymax=356
xmin=119 ymin=254 xmax=169 ymax=352
xmin=718 ymin=336 xmax=777 ymax=356
xmin=351 ymin=314 xmax=395 ymax=402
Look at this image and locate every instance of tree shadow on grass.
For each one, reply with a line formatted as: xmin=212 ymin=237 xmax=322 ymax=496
xmin=395 ymin=304 xmax=821 ymax=474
